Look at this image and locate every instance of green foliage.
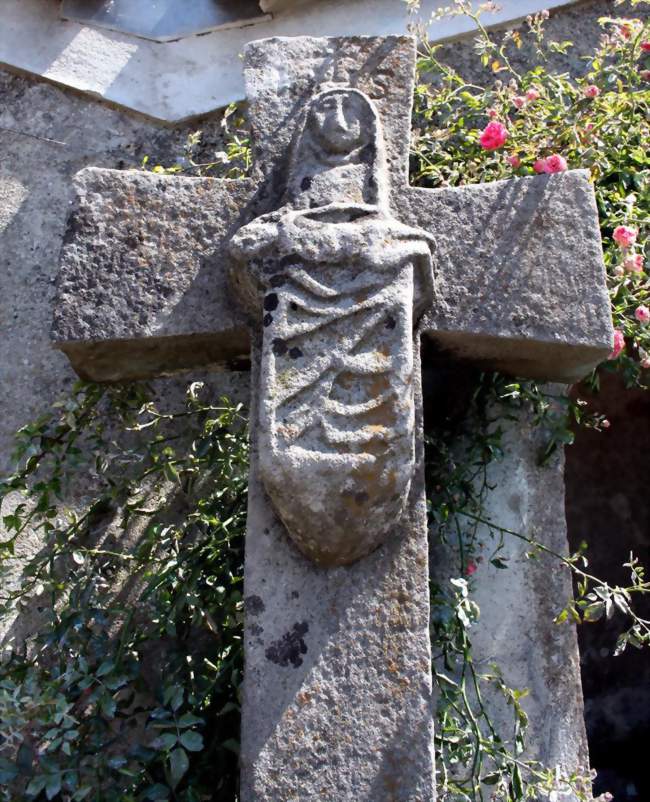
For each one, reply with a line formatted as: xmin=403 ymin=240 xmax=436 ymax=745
xmin=411 ymin=2 xmax=649 ymax=387
xmin=425 ymin=371 xmax=649 ymax=801
xmin=412 ymin=7 xmax=649 ymax=798
xmin=142 ymin=104 xmax=251 ymax=180
xmin=0 ymin=383 xmax=248 ymax=801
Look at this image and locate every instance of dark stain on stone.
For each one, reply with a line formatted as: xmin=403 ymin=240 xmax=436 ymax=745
xmin=361 ymin=142 xmax=376 ymax=165
xmin=385 ymin=315 xmax=396 ymax=329
xmin=245 ymin=595 xmax=265 ymax=616
xmin=291 ymin=590 xmax=300 ymax=599
xmin=272 ymin=338 xmax=287 ymax=356
xmin=355 ymin=491 xmax=369 ymax=505
xmin=264 ymin=292 xmax=279 ymax=311
xmin=289 ymin=347 xmax=303 ymax=360
xmin=263 ymin=312 xmax=273 ymax=327
xmin=270 ymin=273 xmax=286 ymax=288
xmin=62 ymin=211 xmax=86 ymax=247
xmin=250 ymin=623 xmax=264 ymax=637
xmin=265 ymin=622 xmax=309 ymax=668
xmin=301 ymin=176 xmax=312 ymax=190
xmin=290 ymin=301 xmax=298 ymax=311
xmin=280 ymin=253 xmax=301 ymax=268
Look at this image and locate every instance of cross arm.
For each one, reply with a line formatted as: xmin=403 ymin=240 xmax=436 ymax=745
xmin=398 ymin=169 xmax=613 ymax=383
xmin=52 ymin=167 xmax=255 ymax=382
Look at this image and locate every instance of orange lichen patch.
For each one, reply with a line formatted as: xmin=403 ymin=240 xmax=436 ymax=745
xmin=276 ymin=423 xmax=302 ymax=442
xmin=368 ymin=372 xmax=391 ymax=398
xmin=356 ymin=398 xmax=398 ymax=427
xmin=296 ymin=691 xmax=312 ymax=707
xmin=333 ymin=371 xmax=355 ymax=390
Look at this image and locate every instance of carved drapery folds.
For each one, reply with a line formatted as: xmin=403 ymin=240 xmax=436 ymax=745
xmin=230 ymin=88 xmax=435 ymax=565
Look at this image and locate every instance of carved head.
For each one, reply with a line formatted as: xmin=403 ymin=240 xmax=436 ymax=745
xmin=306 ymin=89 xmax=372 ymax=155
xmin=286 ymin=87 xmax=388 ymax=209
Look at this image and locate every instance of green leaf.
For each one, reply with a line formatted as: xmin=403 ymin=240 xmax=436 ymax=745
xmin=96 ymin=659 xmax=114 ymax=677
xmin=177 ymin=713 xmax=204 ymax=728
xmin=179 ymin=731 xmax=204 ymax=752
xmin=26 ymin=776 xmax=47 ymax=798
xmin=46 ymin=773 xmax=62 ymax=800
xmin=155 ymin=733 xmax=178 ymax=751
xmin=482 ymin=771 xmax=501 ymax=785
xmin=511 ymin=764 xmax=523 ymax=799
xmin=169 ymin=748 xmax=189 ymax=789
xmin=100 ymin=695 xmax=117 ymax=718
xmin=0 ymin=757 xmax=19 ymax=784
xmin=220 ymin=738 xmax=240 ymax=755
xmin=583 ymin=601 xmax=605 ymax=622
xmin=144 ymin=784 xmax=170 ymax=800
xmin=17 ymin=743 xmax=35 ymax=772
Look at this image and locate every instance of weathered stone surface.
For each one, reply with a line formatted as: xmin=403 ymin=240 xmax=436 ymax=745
xmin=54 ymin=40 xmax=611 ymax=389
xmin=400 ymin=171 xmax=613 ymax=382
xmin=54 ymin=165 xmax=612 ymax=383
xmin=232 ymin=36 xmax=435 ymax=800
xmin=229 ymin=84 xmax=435 ymax=565
xmin=241 ymin=342 xmax=435 ymax=801
xmin=243 ymin=36 xmax=416 ymax=199
xmin=431 ymin=388 xmax=589 ymax=792
xmin=53 ymin=168 xmax=254 ymax=380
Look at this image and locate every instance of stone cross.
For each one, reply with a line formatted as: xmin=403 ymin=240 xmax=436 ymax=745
xmin=52 ymin=36 xmax=612 ymax=802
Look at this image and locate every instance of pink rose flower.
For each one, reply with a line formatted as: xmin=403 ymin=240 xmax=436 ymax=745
xmin=487 ymin=107 xmax=499 ymax=119
xmin=602 ymin=419 xmax=611 ymax=429
xmin=543 ymin=154 xmax=568 ymax=173
xmin=635 ymin=305 xmax=650 ymax=323
xmin=525 ymin=87 xmax=540 ymax=101
xmin=584 ymin=85 xmax=600 ymax=98
xmin=513 ymin=95 xmax=526 ymax=109
xmin=614 ymin=265 xmax=625 ymax=277
xmin=641 ymin=41 xmax=650 ymax=52
xmin=610 ymin=329 xmax=625 ymax=359
xmin=624 ymin=254 xmax=645 ymax=273
xmin=642 ymin=70 xmax=650 ymax=82
xmin=618 ymin=23 xmax=633 ymax=40
xmin=641 ymin=357 xmax=650 ymax=369
xmin=507 ymin=155 xmax=521 ymax=168
xmin=533 ymin=158 xmax=547 ymax=174
xmin=466 ymin=560 xmax=478 ymax=576
xmin=613 ymin=225 xmax=638 ymax=248
xmin=479 ymin=121 xmax=508 ymax=151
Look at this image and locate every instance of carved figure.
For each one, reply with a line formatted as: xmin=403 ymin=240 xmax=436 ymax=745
xmin=230 ymin=88 xmax=435 ymax=565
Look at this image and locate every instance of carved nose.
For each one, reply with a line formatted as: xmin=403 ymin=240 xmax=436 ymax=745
xmin=333 ymin=101 xmax=348 ymax=132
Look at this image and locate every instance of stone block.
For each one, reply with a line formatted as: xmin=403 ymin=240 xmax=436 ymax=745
xmin=240 ymin=345 xmax=435 ymax=802
xmin=400 ymin=170 xmax=613 ymax=382
xmin=52 ymin=167 xmax=253 ymax=380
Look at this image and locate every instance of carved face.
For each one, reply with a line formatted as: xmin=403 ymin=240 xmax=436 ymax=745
xmin=307 ymin=90 xmax=371 ymax=155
